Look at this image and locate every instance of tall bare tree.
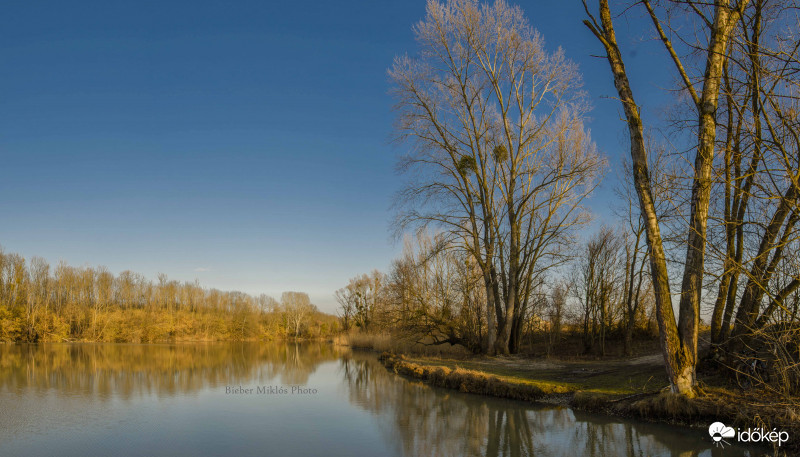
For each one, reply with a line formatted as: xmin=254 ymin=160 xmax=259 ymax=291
xmin=392 ymin=0 xmax=604 ymax=354
xmin=583 ymin=0 xmax=748 ymax=395
xmin=281 ymin=291 xmax=315 ymax=338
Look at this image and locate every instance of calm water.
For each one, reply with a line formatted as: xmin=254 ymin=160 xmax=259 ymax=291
xmin=0 ymin=343 xmax=762 ymax=457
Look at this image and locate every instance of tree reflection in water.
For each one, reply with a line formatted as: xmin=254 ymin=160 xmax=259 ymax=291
xmin=0 ymin=342 xmax=341 ymax=400
xmin=340 ymin=353 xmax=757 ymax=457
xmin=0 ymin=344 xmax=760 ymax=457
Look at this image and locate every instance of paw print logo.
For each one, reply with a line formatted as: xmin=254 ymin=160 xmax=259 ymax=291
xmin=709 ymin=422 xmax=736 ymax=448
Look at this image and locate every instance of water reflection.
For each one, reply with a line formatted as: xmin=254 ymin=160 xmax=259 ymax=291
xmin=0 ymin=344 xmax=762 ymax=457
xmin=340 ymin=353 xmax=758 ymax=457
xmin=0 ymin=342 xmax=340 ymax=399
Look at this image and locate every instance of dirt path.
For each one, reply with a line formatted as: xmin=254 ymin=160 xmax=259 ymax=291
xmin=624 ymin=353 xmax=663 ymax=366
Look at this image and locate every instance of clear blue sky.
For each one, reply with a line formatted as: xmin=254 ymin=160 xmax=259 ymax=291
xmin=1 ymin=1 xmax=675 ymax=313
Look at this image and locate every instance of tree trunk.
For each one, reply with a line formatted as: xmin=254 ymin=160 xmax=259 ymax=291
xmin=483 ymin=271 xmax=497 ymax=354
xmin=509 ymin=298 xmax=527 ymax=354
xmin=584 ymin=0 xmax=745 ymax=395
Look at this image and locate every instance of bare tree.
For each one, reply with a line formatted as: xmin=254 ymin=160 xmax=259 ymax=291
xmin=544 ymin=280 xmax=568 ymax=357
xmin=281 ymin=291 xmax=314 ymax=338
xmin=26 ymin=256 xmax=49 ymax=341
xmin=615 ymin=148 xmax=673 ymax=356
xmin=335 ymin=271 xmax=384 ymax=333
xmin=703 ymin=0 xmax=800 ymax=348
xmin=392 ymin=0 xmax=604 ymax=354
xmin=92 ymin=266 xmax=113 ymax=339
xmin=583 ymin=0 xmax=748 ymax=395
xmin=335 ymin=286 xmax=356 ymax=332
xmin=391 ymin=232 xmax=488 ymax=352
xmin=575 ymin=227 xmax=625 ymax=356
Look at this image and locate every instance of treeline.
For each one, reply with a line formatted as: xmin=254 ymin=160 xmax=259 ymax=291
xmin=0 ymin=250 xmax=338 ymax=342
xmin=337 ymin=229 xmax=659 ymax=357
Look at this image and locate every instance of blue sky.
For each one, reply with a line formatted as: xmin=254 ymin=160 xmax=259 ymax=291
xmin=1 ymin=1 xmax=676 ymax=313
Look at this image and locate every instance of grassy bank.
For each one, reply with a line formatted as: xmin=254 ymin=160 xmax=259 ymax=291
xmin=378 ymin=352 xmax=799 ymax=456
xmin=379 ymin=352 xmax=645 ymax=401
xmin=396 ymin=354 xmax=665 ymax=395
xmin=380 ymin=353 xmax=561 ymax=402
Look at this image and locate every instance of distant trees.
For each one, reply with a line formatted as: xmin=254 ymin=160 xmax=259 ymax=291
xmin=576 ymin=228 xmax=625 ymax=357
xmin=571 ymin=224 xmax=654 ymax=357
xmin=337 ymin=233 xmax=488 ymax=353
xmin=543 ymin=282 xmax=567 ymax=356
xmin=0 ymin=248 xmax=338 ymax=342
xmin=335 ymin=271 xmax=384 ymax=333
xmin=388 ymin=234 xmax=487 ymax=352
xmin=336 ymin=228 xmax=658 ymax=356
xmin=391 ymin=0 xmax=604 ymax=354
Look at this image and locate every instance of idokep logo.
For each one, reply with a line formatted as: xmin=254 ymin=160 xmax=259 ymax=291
xmin=708 ymin=421 xmax=790 ymax=448
xmin=709 ymin=422 xmax=736 ymax=447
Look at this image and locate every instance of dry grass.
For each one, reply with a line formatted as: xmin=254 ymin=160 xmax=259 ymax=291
xmin=397 ymin=354 xmax=665 ymax=396
xmin=572 ymin=391 xmax=609 ymax=410
xmin=344 ymin=333 xmax=391 ymax=350
xmin=629 ymin=391 xmax=700 ymax=419
xmin=380 ymin=353 xmax=549 ymax=400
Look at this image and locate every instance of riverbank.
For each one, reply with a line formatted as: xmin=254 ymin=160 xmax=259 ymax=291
xmin=379 ymin=352 xmax=799 ymax=456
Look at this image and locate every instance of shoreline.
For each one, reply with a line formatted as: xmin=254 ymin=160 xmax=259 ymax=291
xmin=377 ymin=351 xmax=797 ymax=456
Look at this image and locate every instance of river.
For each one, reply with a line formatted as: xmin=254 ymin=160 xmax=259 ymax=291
xmin=0 ymin=343 xmax=762 ymax=456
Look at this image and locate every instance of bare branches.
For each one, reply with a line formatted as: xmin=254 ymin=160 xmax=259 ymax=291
xmin=642 ymin=0 xmax=701 ymax=108
xmin=391 ymin=0 xmax=604 ymax=354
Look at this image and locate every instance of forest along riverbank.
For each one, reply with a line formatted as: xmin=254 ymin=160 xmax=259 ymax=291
xmin=377 ymin=352 xmax=799 ymax=455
